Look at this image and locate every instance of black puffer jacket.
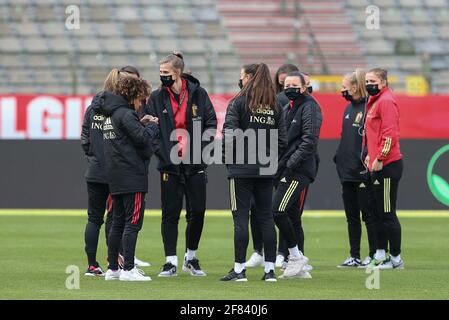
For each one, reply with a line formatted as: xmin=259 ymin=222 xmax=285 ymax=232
xmin=335 ymin=98 xmax=368 ymax=182
xmin=222 ymin=95 xmax=287 ymax=178
xmin=81 ymin=92 xmax=107 ymax=184
xmin=148 ymin=73 xmax=217 ymax=177
xmin=277 ymin=94 xmax=322 ymax=182
xmin=97 ymin=91 xmax=159 ymax=195
xmin=276 ymin=91 xmax=289 ymax=108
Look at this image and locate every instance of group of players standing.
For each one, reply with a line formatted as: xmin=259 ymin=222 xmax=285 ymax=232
xmin=81 ymin=51 xmax=403 ymax=282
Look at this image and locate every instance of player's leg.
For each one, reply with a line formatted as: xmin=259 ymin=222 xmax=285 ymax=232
xmin=159 ymin=172 xmax=183 ymax=277
xmin=359 ymin=180 xmax=378 ymax=267
xmin=338 ymin=182 xmax=362 ymax=268
xmin=379 ymin=160 xmax=404 ymax=269
xmin=84 ymin=182 xmax=109 ymax=276
xmin=273 ymin=177 xmax=310 ymax=278
xmin=253 ymin=178 xmax=277 ymax=281
xmin=246 ymin=199 xmax=264 ymax=268
xmin=105 ymin=195 xmax=125 ymax=280
xmin=183 ymin=170 xmax=207 ymax=276
xmin=220 ymin=178 xmax=252 ymax=281
xmin=118 ymin=192 xmax=151 ymax=281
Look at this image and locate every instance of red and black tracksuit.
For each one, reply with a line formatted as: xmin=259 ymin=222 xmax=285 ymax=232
xmin=99 ymin=91 xmax=159 ymax=271
xmin=335 ymin=97 xmax=377 ymax=259
xmin=273 ymin=95 xmax=322 ymax=255
xmin=81 ymin=92 xmax=114 ymax=267
xmin=223 ymin=94 xmax=287 ymax=264
xmin=148 ymin=74 xmax=217 ymax=257
xmin=365 ymin=87 xmax=403 ymax=257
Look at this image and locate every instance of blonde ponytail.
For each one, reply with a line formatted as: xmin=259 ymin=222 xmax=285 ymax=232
xmin=345 ymin=68 xmax=367 ymax=99
xmin=103 ymin=68 xmax=120 ymax=91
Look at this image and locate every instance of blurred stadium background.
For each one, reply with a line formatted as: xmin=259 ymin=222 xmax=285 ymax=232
xmin=1 ymin=0 xmax=449 ymax=94
xmin=0 ymin=0 xmax=448 ymax=210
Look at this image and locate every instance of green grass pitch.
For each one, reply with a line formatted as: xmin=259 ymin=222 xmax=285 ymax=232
xmin=1 ymin=210 xmax=449 ymax=300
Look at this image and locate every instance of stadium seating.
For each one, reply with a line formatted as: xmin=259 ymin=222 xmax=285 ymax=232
xmin=0 ymin=0 xmax=241 ymax=94
xmin=344 ymin=0 xmax=449 ymax=93
xmin=0 ymin=0 xmax=447 ymax=94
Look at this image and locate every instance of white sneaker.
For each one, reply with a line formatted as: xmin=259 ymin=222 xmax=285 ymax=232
xmin=303 ymin=264 xmax=313 ymax=272
xmin=275 ymin=254 xmax=285 ymax=268
xmin=279 ymin=271 xmax=312 ymax=279
xmin=119 ymin=268 xmax=152 ymax=281
xmin=105 ymin=269 xmax=121 ymax=281
xmin=358 ymin=256 xmax=372 ymax=269
xmin=283 ymin=255 xmax=309 ymax=278
xmin=245 ymin=252 xmax=264 ymax=268
xmin=134 ymin=256 xmax=151 ymax=267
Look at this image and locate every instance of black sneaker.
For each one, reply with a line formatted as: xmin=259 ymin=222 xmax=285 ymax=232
xmin=182 ymin=257 xmax=207 ymax=276
xmin=158 ymin=262 xmax=177 ymax=277
xmin=220 ymin=269 xmax=247 ymax=282
xmin=337 ymin=257 xmax=361 ymax=268
xmin=261 ymin=270 xmax=277 ymax=282
xmin=84 ymin=263 xmax=105 ymax=277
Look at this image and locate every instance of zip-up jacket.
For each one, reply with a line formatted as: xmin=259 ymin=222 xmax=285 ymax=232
xmin=97 ymin=91 xmax=159 ymax=195
xmin=81 ymin=92 xmax=108 ymax=184
xmin=364 ymin=87 xmax=402 ymax=169
xmin=148 ymin=73 xmax=217 ymax=177
xmin=335 ymin=98 xmax=368 ymax=182
xmin=222 ymin=95 xmax=287 ymax=178
xmin=277 ymin=94 xmax=322 ymax=182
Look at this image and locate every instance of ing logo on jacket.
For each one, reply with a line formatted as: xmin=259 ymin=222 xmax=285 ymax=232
xmin=103 ymin=117 xmax=116 ymax=140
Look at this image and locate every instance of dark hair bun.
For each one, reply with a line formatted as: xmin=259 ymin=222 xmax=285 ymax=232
xmin=172 ymin=51 xmax=184 ymax=60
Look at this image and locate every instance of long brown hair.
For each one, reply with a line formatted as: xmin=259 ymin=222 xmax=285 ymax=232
xmin=274 ymin=63 xmax=299 ymax=93
xmin=232 ymin=63 xmax=276 ymax=112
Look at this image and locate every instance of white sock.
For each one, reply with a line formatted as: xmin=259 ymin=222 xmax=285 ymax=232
xmin=186 ymin=249 xmax=196 ymax=261
xmin=166 ymin=255 xmax=178 ymax=267
xmin=288 ymin=246 xmax=302 ymax=258
xmin=374 ymin=250 xmax=386 ymax=260
xmin=264 ymin=262 xmax=275 ymax=273
xmin=234 ymin=262 xmax=245 ymax=273
xmin=391 ymin=254 xmax=401 ymax=263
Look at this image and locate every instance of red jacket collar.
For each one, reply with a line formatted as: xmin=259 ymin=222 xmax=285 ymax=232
xmin=368 ymin=87 xmax=392 ymax=105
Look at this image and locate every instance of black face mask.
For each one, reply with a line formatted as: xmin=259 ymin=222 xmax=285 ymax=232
xmin=307 ymin=86 xmax=313 ymax=94
xmin=366 ymin=84 xmax=380 ymax=96
xmin=284 ymin=87 xmax=302 ymax=101
xmin=341 ymin=90 xmax=353 ymax=102
xmin=238 ymin=79 xmax=243 ymax=90
xmin=160 ymin=75 xmax=175 ymax=87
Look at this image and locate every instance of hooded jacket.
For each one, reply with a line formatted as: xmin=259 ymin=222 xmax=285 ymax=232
xmin=81 ymin=92 xmax=108 ymax=184
xmin=277 ymin=94 xmax=322 ymax=182
xmin=222 ymin=95 xmax=287 ymax=178
xmin=335 ymin=97 xmax=369 ymax=182
xmin=97 ymin=91 xmax=159 ymax=195
xmin=148 ymin=73 xmax=217 ymax=177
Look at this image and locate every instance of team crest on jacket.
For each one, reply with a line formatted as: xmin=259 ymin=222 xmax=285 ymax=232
xmin=355 ymin=112 xmax=363 ymax=124
xmin=192 ymin=104 xmax=198 ymax=118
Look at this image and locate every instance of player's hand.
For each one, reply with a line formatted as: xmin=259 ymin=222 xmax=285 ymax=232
xmin=141 ymin=115 xmax=158 ymax=125
xmin=371 ymin=159 xmax=383 ymax=172
xmin=364 ymin=155 xmax=370 ymax=168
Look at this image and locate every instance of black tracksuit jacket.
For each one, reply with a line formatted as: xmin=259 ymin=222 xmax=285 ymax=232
xmin=81 ymin=92 xmax=108 ymax=184
xmin=96 ymin=91 xmax=159 ymax=195
xmin=277 ymin=94 xmax=322 ymax=182
xmin=148 ymin=73 xmax=217 ymax=177
xmin=222 ymin=95 xmax=288 ymax=178
xmin=334 ymin=98 xmax=368 ymax=182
